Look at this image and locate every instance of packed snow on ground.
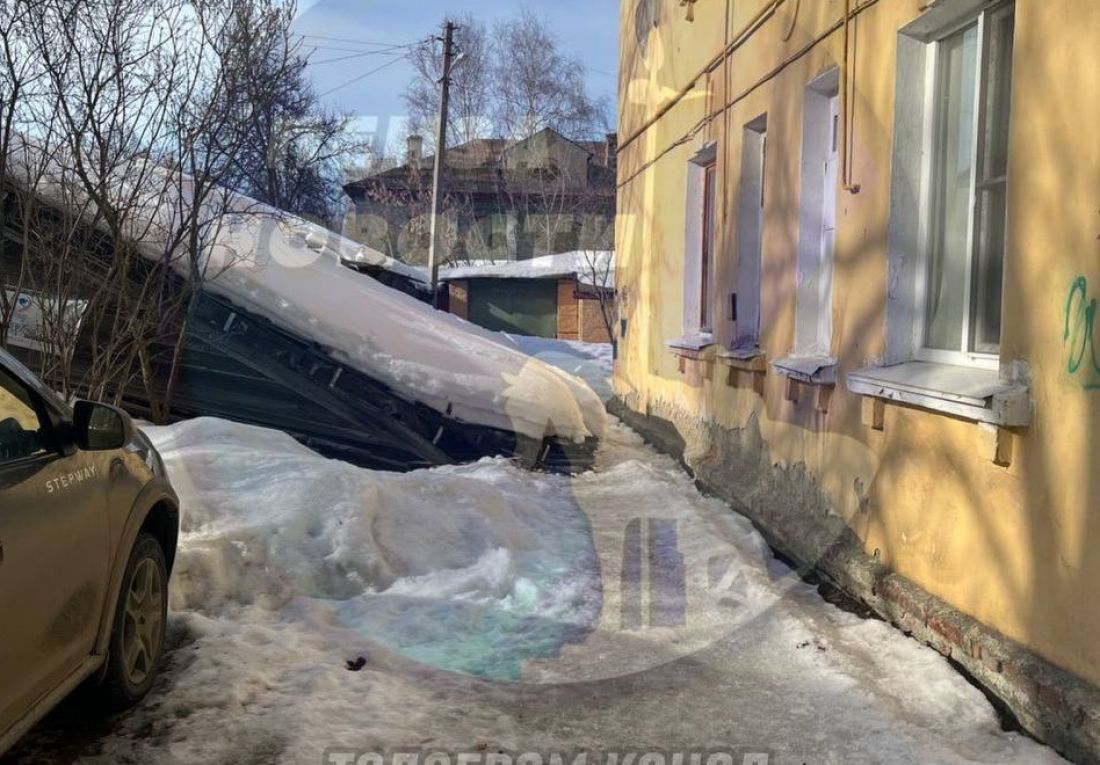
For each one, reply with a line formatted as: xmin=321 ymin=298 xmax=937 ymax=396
xmin=500 ymin=335 xmax=614 ymax=403
xmin=6 ymin=138 xmax=605 ymax=445
xmin=9 ymin=414 xmax=1066 ymax=765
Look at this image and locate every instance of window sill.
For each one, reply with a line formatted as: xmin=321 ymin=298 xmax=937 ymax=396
xmin=846 ymin=361 xmax=1030 ymax=426
xmin=666 ymin=333 xmax=715 ymax=360
xmin=772 ymin=355 xmax=837 ymax=386
xmin=717 ymin=346 xmax=767 ymax=372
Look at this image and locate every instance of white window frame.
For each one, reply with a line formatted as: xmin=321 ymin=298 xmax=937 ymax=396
xmin=678 ymin=142 xmax=718 ymax=344
xmin=792 ymin=69 xmax=840 ymax=358
xmin=911 ymin=1 xmax=1014 ymax=371
xmin=858 ymin=0 xmax=1028 ymax=427
xmin=731 ymin=115 xmax=768 ymax=353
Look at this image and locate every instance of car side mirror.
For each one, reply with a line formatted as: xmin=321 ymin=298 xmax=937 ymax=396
xmin=72 ymin=401 xmax=133 ymax=452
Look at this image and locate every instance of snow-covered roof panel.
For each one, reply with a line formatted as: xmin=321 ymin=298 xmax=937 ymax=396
xmin=200 ymin=214 xmax=607 ymax=444
xmin=5 ymin=137 xmax=606 ymax=446
xmin=340 ymin=245 xmax=430 ymax=286
xmin=439 ymin=251 xmax=615 ymax=289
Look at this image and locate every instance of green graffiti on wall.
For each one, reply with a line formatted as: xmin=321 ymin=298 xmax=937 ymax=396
xmin=1064 ymin=276 xmax=1100 ymax=389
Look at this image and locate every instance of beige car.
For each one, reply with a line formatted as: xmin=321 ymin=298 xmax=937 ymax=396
xmin=0 ymin=348 xmax=179 ymax=756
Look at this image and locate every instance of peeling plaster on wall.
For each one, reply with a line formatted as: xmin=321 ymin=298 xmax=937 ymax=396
xmin=610 ymin=393 xmax=1100 ymax=765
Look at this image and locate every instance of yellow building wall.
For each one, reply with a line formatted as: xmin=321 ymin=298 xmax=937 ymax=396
xmin=615 ymin=0 xmax=1100 ymax=687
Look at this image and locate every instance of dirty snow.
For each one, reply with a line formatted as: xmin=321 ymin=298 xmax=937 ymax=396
xmin=155 ymin=417 xmax=601 ymax=682
xmin=8 ymin=382 xmax=1066 ymax=764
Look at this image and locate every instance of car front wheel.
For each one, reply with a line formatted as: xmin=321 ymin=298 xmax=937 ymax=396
xmin=100 ymin=532 xmax=168 ymax=709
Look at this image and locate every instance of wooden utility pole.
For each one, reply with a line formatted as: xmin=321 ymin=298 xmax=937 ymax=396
xmin=427 ymin=20 xmax=458 ymax=307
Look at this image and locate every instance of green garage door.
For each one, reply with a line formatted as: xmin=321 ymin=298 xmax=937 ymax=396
xmin=468 ymin=278 xmax=558 ymax=338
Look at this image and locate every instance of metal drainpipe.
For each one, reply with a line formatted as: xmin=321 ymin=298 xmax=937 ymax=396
xmin=841 ymin=0 xmax=862 ymax=193
xmin=617 ymin=0 xmax=786 ymax=156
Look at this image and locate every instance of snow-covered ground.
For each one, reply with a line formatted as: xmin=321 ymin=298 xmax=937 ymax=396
xmin=499 ymin=335 xmax=614 ymax=403
xmin=6 ymin=340 xmax=1066 ymax=764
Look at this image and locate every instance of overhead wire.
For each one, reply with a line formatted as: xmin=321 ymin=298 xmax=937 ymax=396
xmin=317 ymin=54 xmax=408 ymax=98
xmin=303 ymin=43 xmax=407 ymax=54
xmin=296 ymin=33 xmax=412 ymax=47
xmin=293 ymin=34 xmax=418 ymax=61
xmin=307 ymin=48 xmax=411 ymax=66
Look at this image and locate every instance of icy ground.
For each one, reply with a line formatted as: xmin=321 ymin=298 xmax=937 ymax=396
xmin=6 ymin=342 xmax=1066 ymax=765
xmin=499 ymin=336 xmax=614 ymax=404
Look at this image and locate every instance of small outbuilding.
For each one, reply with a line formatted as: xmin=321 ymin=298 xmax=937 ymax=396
xmin=440 ymin=251 xmax=614 ymax=344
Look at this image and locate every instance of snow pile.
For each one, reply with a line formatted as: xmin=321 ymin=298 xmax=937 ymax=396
xmin=146 ymin=417 xmax=601 ymax=680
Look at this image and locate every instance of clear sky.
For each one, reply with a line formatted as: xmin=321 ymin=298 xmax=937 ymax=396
xmin=292 ymin=0 xmax=620 ymax=156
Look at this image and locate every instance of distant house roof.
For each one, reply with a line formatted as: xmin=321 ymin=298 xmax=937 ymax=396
xmin=439 ymin=251 xmax=615 ymax=289
xmin=343 ymin=127 xmax=617 ymax=197
xmin=501 ymin=127 xmax=609 ymax=161
xmin=382 ymin=137 xmax=511 ymax=179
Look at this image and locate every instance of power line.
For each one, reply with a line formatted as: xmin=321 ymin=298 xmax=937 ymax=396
xmin=299 ymin=41 xmax=415 ymax=54
xmin=317 ymin=55 xmax=407 ymax=98
xmin=297 ymin=33 xmax=413 ymax=48
xmin=307 ymin=48 xmax=410 ymax=66
xmin=303 ymin=43 xmax=397 ymax=54
xmin=295 ymin=37 xmax=416 ymax=55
